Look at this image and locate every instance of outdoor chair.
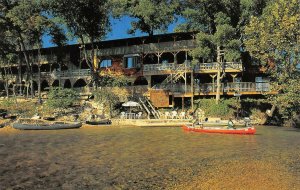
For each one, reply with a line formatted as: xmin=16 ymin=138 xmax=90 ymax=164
xmin=120 ymin=112 xmax=126 ymax=119
xmin=136 ymin=112 xmax=142 ymax=119
xmin=171 ymin=111 xmax=178 ymax=119
xmin=165 ymin=112 xmax=170 ymax=119
xmin=179 ymin=112 xmax=186 ymax=119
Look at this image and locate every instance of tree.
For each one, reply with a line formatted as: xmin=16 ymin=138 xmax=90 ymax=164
xmin=244 ymin=0 xmax=300 ymax=126
xmin=46 ymin=87 xmax=79 ymax=109
xmin=47 ymin=0 xmax=110 ymax=84
xmin=93 ymin=71 xmax=129 ymax=118
xmin=177 ymin=0 xmax=269 ymax=104
xmin=0 ymin=0 xmax=66 ymax=99
xmin=112 ymin=0 xmax=181 ymax=36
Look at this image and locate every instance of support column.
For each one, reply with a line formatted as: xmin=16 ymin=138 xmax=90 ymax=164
xmin=145 ymin=76 xmax=151 ymax=89
xmin=191 ymin=73 xmax=194 ymax=111
xmin=172 ymin=95 xmax=175 ymax=107
xmin=182 ymin=97 xmax=184 ymax=112
xmin=156 ymin=52 xmax=163 ymax=64
xmin=184 ymin=51 xmax=188 ymax=93
xmin=231 ymin=74 xmax=237 ymax=82
xmin=210 ymin=74 xmax=217 ymax=92
xmin=171 ymin=52 xmax=179 ymax=64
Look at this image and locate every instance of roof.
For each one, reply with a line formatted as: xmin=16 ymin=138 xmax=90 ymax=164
xmin=33 ymin=31 xmax=197 ymax=53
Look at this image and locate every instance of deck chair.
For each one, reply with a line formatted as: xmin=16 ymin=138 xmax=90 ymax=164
xmin=136 ymin=112 xmax=142 ymax=119
xmin=165 ymin=112 xmax=170 ymax=119
xmin=120 ymin=112 xmax=126 ymax=119
xmin=179 ymin=112 xmax=186 ymax=119
xmin=171 ymin=111 xmax=178 ymax=119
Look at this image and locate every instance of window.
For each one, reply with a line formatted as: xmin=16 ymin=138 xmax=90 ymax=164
xmin=124 ymin=54 xmax=140 ymax=68
xmin=99 ymin=59 xmax=112 ymax=68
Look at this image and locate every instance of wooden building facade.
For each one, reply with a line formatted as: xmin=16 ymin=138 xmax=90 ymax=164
xmin=0 ymin=32 xmax=275 ymax=109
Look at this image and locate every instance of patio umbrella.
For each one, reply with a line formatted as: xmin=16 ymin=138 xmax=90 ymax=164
xmin=122 ymin=101 xmax=140 ymax=107
xmin=122 ymin=101 xmax=141 ymax=113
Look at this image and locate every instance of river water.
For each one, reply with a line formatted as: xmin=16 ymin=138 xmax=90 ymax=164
xmin=0 ymin=126 xmax=300 ymax=190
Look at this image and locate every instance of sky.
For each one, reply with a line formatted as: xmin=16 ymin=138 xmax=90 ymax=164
xmin=43 ymin=16 xmax=184 ymax=48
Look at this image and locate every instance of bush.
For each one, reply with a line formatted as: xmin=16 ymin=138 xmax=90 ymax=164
xmin=195 ymin=98 xmax=236 ymax=119
xmin=92 ymin=88 xmax=123 ymax=118
xmin=45 ymin=87 xmax=79 ymax=109
xmin=0 ymin=98 xmax=37 ymax=117
xmin=250 ymin=108 xmax=268 ymax=125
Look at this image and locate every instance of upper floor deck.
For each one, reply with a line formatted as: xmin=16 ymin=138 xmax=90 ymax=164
xmin=143 ymin=62 xmax=243 ymax=75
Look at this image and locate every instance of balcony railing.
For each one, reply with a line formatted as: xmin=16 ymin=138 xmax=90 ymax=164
xmin=95 ymin=40 xmax=196 ymax=56
xmin=197 ymin=82 xmax=270 ymax=93
xmin=57 ymin=69 xmax=91 ymax=78
xmin=31 ymin=69 xmax=91 ymax=79
xmin=153 ymin=82 xmax=270 ymax=94
xmin=143 ymin=62 xmax=192 ymax=72
xmin=143 ymin=62 xmax=242 ymax=73
xmin=194 ymin=62 xmax=243 ymax=71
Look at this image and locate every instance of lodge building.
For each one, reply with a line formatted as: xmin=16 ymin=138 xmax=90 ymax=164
xmin=0 ymin=32 xmax=274 ymax=114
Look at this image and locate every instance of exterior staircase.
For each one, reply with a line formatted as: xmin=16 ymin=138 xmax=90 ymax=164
xmin=140 ymin=63 xmax=189 ymax=116
xmin=152 ymin=63 xmax=187 ymax=89
xmin=139 ymin=97 xmax=160 ymax=119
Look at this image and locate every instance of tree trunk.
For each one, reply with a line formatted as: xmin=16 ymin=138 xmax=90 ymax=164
xmin=38 ymin=65 xmax=41 ymax=103
xmin=37 ymin=47 xmax=42 ymax=103
xmin=17 ymin=35 xmax=34 ymax=97
xmin=3 ymin=67 xmax=9 ymax=98
xmin=216 ymin=46 xmax=221 ymax=104
xmin=266 ymin=104 xmax=276 ymax=117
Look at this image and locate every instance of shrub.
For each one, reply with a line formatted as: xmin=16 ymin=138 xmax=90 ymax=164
xmin=195 ymin=98 xmax=236 ymax=119
xmin=250 ymin=108 xmax=268 ymax=125
xmin=0 ymin=98 xmax=37 ymax=117
xmin=45 ymin=87 xmax=79 ymax=109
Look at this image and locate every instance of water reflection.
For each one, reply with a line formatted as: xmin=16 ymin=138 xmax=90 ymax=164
xmin=0 ymin=126 xmax=299 ymax=189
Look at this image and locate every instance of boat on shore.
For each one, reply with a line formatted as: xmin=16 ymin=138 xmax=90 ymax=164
xmin=182 ymin=124 xmax=256 ymax=135
xmin=13 ymin=119 xmax=82 ymax=130
xmin=85 ymin=119 xmax=112 ymax=126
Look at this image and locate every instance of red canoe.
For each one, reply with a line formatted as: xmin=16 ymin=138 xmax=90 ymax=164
xmin=182 ymin=124 xmax=256 ymax=135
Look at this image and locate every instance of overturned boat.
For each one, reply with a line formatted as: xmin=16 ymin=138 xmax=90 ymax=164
xmin=182 ymin=124 xmax=256 ymax=135
xmin=13 ymin=119 xmax=82 ymax=130
xmin=85 ymin=119 xmax=112 ymax=126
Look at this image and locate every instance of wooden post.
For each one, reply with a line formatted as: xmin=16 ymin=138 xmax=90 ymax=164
xmin=172 ymin=95 xmax=175 ymax=107
xmin=231 ymin=74 xmax=237 ymax=82
xmin=210 ymin=74 xmax=217 ymax=92
xmin=185 ymin=51 xmax=187 ymax=93
xmin=182 ymin=97 xmax=184 ymax=111
xmin=191 ymin=73 xmax=194 ymax=111
xmin=156 ymin=52 xmax=163 ymax=64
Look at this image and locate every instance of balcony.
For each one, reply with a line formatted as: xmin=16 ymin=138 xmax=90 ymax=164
xmin=152 ymin=82 xmax=272 ymax=96
xmin=95 ymin=40 xmax=196 ymax=56
xmin=31 ymin=69 xmax=91 ymax=79
xmin=29 ymin=55 xmax=58 ymax=65
xmin=143 ymin=62 xmax=243 ymax=75
xmin=194 ymin=62 xmax=243 ymax=73
xmin=143 ymin=62 xmax=192 ymax=75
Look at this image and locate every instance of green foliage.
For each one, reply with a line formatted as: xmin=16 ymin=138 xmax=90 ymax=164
xmin=0 ymin=98 xmax=36 ymax=117
xmin=112 ymin=0 xmax=180 ymax=35
xmin=93 ymin=88 xmax=122 ymax=118
xmin=45 ymin=87 xmax=79 ymax=109
xmin=244 ymin=0 xmax=300 ymax=124
xmin=178 ymin=0 xmax=269 ymax=63
xmin=98 ymin=76 xmax=128 ymax=87
xmin=47 ymin=0 xmax=110 ymax=44
xmin=250 ymin=108 xmax=267 ymax=124
xmin=195 ymin=98 xmax=236 ymax=119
